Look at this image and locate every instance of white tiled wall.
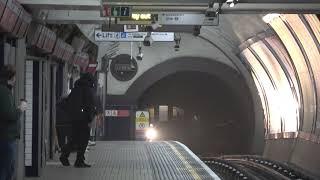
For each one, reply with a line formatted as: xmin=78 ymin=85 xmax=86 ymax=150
xmin=25 ymin=61 xmax=33 ymax=166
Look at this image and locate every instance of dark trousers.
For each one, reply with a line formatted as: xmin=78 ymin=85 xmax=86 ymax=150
xmin=56 ymin=125 xmax=72 ymax=152
xmin=0 ymin=140 xmax=17 ymax=180
xmin=61 ymin=124 xmax=90 ymax=162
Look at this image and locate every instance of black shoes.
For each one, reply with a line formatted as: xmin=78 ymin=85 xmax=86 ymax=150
xmin=59 ymin=156 xmax=70 ymax=166
xmin=60 ymin=155 xmax=91 ymax=168
xmin=74 ymin=161 xmax=91 ymax=168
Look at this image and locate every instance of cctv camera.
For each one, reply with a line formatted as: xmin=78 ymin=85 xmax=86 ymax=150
xmin=151 ymin=22 xmax=162 ymax=30
xmin=205 ymin=8 xmax=217 ymax=18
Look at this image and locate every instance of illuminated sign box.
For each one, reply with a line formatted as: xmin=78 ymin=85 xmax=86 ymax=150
xmin=102 ymin=5 xmax=131 ymax=17
xmin=95 ymin=30 xmax=174 ymax=42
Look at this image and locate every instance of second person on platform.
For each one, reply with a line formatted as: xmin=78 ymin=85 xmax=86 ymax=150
xmin=59 ymin=73 xmax=98 ymax=168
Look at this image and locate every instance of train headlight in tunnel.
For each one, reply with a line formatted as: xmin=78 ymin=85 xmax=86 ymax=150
xmin=145 ymin=126 xmax=158 ymax=141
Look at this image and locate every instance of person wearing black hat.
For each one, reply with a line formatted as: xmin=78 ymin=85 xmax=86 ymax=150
xmin=0 ymin=65 xmax=27 ymax=180
xmin=59 ymin=73 xmax=98 ymax=168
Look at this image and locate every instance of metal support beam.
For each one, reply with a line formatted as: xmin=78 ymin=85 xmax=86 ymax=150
xmin=20 ymin=0 xmax=320 ymax=13
xmin=131 ymin=4 xmax=320 ymax=14
xmin=43 ymin=5 xmax=320 ymax=25
xmin=45 ymin=10 xmax=109 ymax=24
xmin=18 ymin=0 xmax=101 ymax=10
xmin=103 ymin=0 xmax=320 ymax=4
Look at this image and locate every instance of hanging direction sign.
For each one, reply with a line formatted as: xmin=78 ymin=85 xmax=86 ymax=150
xmin=116 ymin=12 xmax=218 ymax=26
xmin=158 ymin=12 xmax=218 ymax=26
xmin=95 ymin=30 xmax=174 ymax=42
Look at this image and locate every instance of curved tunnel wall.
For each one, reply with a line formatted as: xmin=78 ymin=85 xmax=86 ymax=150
xmin=240 ymin=14 xmax=320 ymax=136
xmin=240 ymin=14 xmax=320 ymax=175
xmin=240 ymin=34 xmax=301 ymax=134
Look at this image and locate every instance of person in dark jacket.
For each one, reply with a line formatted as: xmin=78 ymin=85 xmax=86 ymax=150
xmin=56 ymin=96 xmax=73 ymax=153
xmin=59 ymin=73 xmax=97 ymax=168
xmin=0 ymin=65 xmax=26 ymax=180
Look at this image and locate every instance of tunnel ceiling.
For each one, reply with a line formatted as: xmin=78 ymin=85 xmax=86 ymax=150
xmin=74 ymin=14 xmax=270 ymax=66
xmin=21 ymin=0 xmax=319 ymax=63
xmin=21 ymin=0 xmax=320 ymax=8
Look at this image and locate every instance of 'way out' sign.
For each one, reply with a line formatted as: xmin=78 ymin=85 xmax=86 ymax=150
xmin=136 ymin=111 xmax=149 ymax=130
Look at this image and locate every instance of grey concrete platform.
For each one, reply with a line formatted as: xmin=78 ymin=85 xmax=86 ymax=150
xmin=26 ymin=141 xmax=220 ymax=180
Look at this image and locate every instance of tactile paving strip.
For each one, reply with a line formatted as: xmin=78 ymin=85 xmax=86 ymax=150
xmin=25 ymin=141 xmax=219 ymax=180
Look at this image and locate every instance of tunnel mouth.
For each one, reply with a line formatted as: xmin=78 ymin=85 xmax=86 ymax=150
xmin=137 ymin=70 xmax=255 ymax=156
xmin=122 ymin=57 xmax=262 ymax=155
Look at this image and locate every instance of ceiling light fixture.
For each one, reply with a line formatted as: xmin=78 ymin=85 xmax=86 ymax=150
xmin=262 ymin=13 xmax=281 ymax=23
xmin=226 ymin=0 xmax=238 ymax=8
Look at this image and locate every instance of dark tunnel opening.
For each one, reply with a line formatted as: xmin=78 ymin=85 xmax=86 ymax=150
xmin=138 ymin=71 xmax=254 ymax=156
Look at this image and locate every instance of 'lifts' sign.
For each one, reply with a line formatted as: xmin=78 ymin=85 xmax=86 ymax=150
xmin=110 ymin=54 xmax=138 ymax=81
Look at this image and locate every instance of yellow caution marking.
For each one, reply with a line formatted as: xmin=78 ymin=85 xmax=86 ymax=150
xmin=165 ymin=142 xmax=202 ymax=180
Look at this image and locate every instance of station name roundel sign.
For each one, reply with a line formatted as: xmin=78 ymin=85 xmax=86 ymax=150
xmin=110 ymin=54 xmax=138 ymax=81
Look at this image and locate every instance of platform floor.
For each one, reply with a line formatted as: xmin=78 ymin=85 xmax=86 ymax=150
xmin=26 ymin=141 xmax=220 ymax=180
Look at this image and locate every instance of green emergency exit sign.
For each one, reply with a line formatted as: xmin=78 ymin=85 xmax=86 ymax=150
xmin=109 ymin=6 xmax=131 ymax=17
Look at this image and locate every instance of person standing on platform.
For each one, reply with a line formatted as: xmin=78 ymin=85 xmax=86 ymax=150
xmin=88 ymin=96 xmax=103 ymax=147
xmin=0 ymin=65 xmax=27 ymax=180
xmin=59 ymin=73 xmax=97 ymax=168
xmin=55 ymin=96 xmax=73 ymax=154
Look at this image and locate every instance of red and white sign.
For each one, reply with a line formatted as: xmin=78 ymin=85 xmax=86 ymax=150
xmin=105 ymin=110 xmax=130 ymax=117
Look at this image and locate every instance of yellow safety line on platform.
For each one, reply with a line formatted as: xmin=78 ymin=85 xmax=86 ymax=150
xmin=165 ymin=142 xmax=202 ymax=180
